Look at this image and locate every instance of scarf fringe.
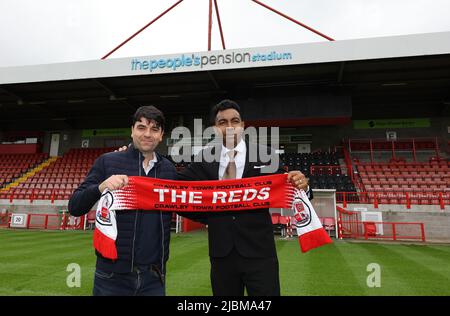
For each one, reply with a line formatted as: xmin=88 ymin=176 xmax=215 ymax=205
xmin=94 ymin=228 xmax=118 ymax=260
xmin=298 ymin=228 xmax=333 ymax=253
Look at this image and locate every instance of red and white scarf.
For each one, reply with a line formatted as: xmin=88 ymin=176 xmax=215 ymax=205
xmin=291 ymin=189 xmax=333 ymax=252
xmin=94 ymin=174 xmax=331 ymax=259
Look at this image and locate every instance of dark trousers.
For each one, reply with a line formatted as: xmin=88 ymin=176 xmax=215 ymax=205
xmin=93 ymin=266 xmax=165 ymax=296
xmin=210 ymin=248 xmax=280 ymax=296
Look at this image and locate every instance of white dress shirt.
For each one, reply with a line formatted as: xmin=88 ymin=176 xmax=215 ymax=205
xmin=218 ymin=139 xmax=246 ymax=179
xmin=143 ymin=153 xmax=158 ymax=175
xmin=217 ymin=140 xmax=311 ymax=195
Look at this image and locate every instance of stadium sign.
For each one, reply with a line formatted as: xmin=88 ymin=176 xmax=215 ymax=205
xmin=130 ymin=50 xmax=292 ymax=73
xmin=353 ymin=118 xmax=431 ymax=129
xmin=10 ymin=214 xmax=28 ymax=228
xmin=81 ymin=128 xmax=130 ymax=137
xmin=1 ymin=32 xmax=450 ymax=85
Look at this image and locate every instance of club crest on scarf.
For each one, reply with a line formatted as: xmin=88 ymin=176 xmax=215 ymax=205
xmin=97 ymin=191 xmax=114 ymax=225
xmin=292 ymin=190 xmax=312 ymax=228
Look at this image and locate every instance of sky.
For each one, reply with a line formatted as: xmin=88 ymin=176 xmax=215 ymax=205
xmin=0 ymin=0 xmax=449 ymax=67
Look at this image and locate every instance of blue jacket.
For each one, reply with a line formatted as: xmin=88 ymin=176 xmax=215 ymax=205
xmin=68 ymin=144 xmax=177 ymax=274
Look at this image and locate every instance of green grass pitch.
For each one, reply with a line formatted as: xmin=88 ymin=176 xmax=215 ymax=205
xmin=1 ymin=229 xmax=449 ymax=296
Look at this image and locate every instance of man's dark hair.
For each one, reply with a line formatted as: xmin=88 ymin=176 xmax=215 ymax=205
xmin=132 ymin=105 xmax=165 ymax=131
xmin=210 ymin=99 xmax=243 ymax=125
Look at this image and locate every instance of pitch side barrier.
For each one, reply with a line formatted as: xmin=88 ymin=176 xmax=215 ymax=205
xmin=337 ymin=206 xmax=426 ymax=242
xmin=6 ymin=212 xmax=84 ymax=230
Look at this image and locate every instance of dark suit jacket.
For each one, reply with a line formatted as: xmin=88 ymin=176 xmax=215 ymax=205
xmin=179 ymin=142 xmax=313 ymax=259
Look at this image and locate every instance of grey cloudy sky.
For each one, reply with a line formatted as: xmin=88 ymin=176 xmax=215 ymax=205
xmin=0 ymin=0 xmax=449 ymax=67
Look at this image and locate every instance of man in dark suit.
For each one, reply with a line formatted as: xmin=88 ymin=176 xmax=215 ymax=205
xmin=178 ymin=99 xmax=311 ymax=296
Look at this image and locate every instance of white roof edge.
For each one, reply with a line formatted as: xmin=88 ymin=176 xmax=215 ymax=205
xmin=1 ymin=31 xmax=450 ymax=85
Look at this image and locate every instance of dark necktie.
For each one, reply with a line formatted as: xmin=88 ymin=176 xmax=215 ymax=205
xmin=223 ymin=150 xmax=237 ymax=179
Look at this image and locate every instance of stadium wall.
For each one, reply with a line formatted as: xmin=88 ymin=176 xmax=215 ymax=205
xmin=42 ymin=130 xmax=132 ymax=156
xmin=2 ymin=200 xmax=449 ymax=242
xmin=36 ymin=116 xmax=449 ymax=156
xmin=345 ymin=203 xmax=450 ymax=242
xmin=278 ymin=116 xmax=449 ymax=153
xmin=0 ymin=200 xmax=67 ymax=214
xmin=343 ymin=117 xmax=449 ymax=143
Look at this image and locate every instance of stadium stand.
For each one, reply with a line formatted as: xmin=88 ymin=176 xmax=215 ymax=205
xmin=171 ymin=151 xmax=356 ymax=192
xmin=0 ymin=148 xmax=113 ymax=201
xmin=358 ymin=161 xmax=449 ymax=192
xmin=354 ymin=160 xmax=449 ymax=205
xmin=281 ymin=151 xmax=356 ymax=192
xmin=0 ymin=140 xmax=446 ymax=208
xmin=337 ymin=138 xmax=450 ymax=207
xmin=0 ymin=153 xmax=48 ymax=190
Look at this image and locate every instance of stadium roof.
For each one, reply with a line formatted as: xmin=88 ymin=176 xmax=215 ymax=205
xmin=1 ymin=31 xmax=449 ymax=130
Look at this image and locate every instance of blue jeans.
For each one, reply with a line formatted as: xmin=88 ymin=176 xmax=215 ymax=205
xmin=93 ymin=266 xmax=165 ymax=296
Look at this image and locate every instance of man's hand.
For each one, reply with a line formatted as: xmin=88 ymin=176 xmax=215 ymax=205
xmin=115 ymin=146 xmax=128 ymax=152
xmin=98 ymin=175 xmax=129 ymax=192
xmin=287 ymin=171 xmax=309 ymax=191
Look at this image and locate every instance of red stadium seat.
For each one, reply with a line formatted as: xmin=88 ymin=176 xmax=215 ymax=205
xmin=271 ymin=213 xmax=280 ymax=225
xmin=279 ymin=216 xmax=290 ymax=225
xmin=323 ymin=217 xmax=336 ymax=236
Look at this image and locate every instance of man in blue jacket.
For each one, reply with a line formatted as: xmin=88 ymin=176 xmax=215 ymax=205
xmin=68 ymin=105 xmax=177 ymax=296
